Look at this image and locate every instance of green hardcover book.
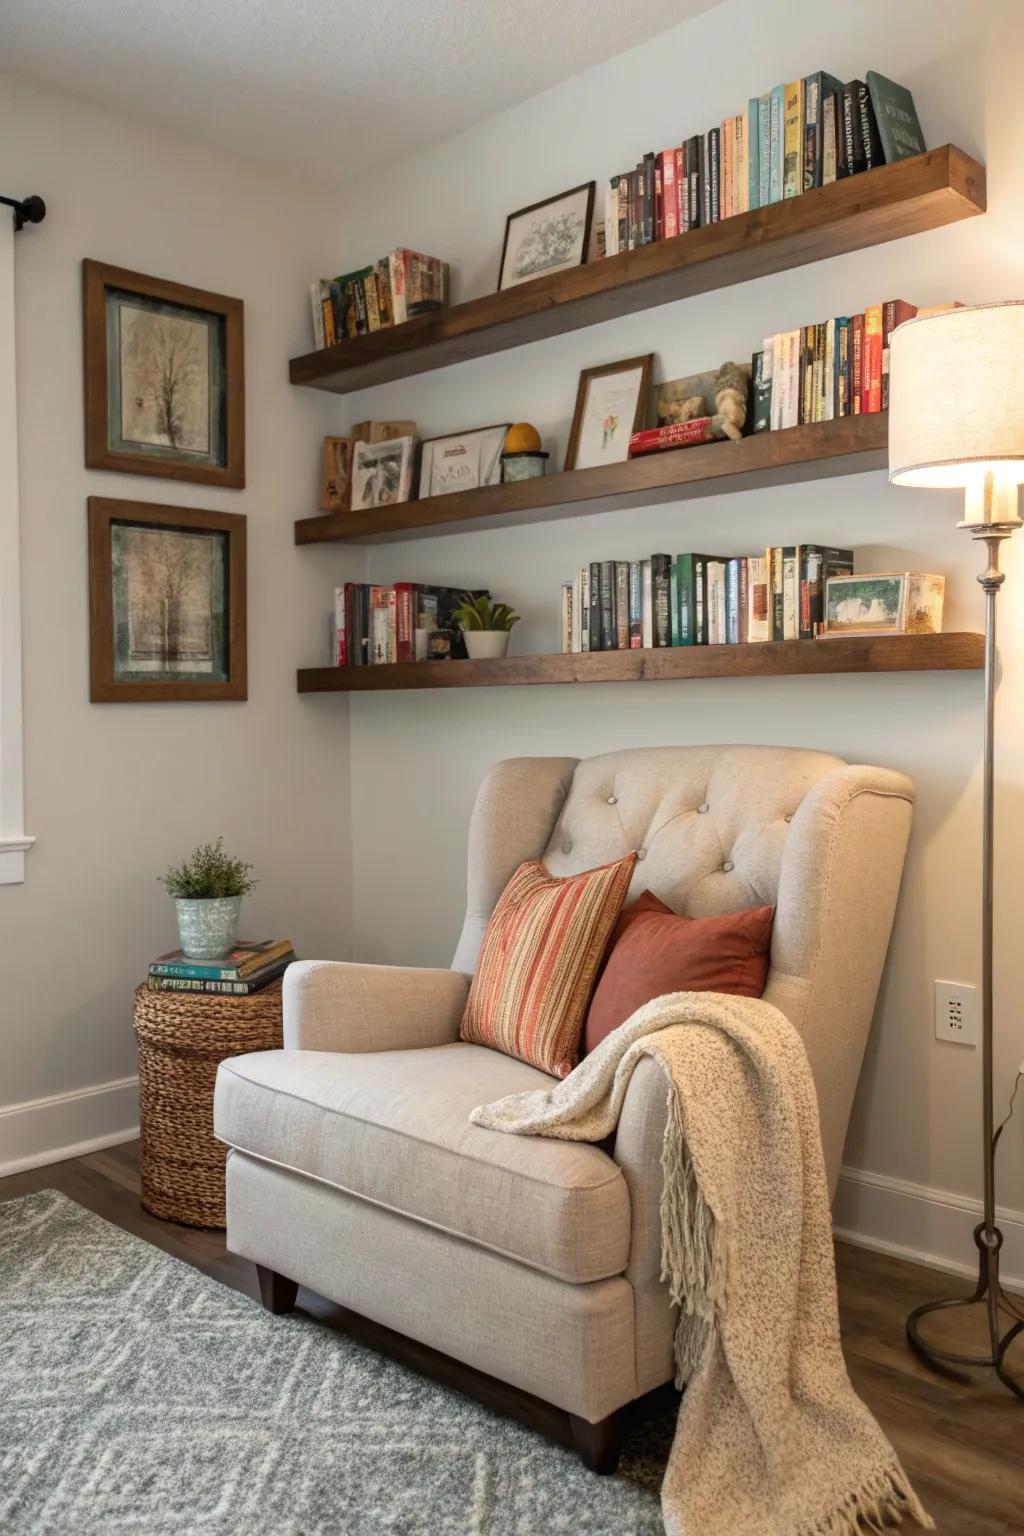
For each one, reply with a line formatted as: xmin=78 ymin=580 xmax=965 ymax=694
xmin=674 ymin=554 xmax=697 ymax=646
xmin=865 ymin=71 xmax=926 ymax=163
xmin=751 ymin=350 xmax=772 ymax=433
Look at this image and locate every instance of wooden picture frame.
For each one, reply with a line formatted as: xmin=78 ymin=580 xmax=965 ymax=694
xmin=83 ymin=259 xmax=245 ymax=488
xmin=418 ymin=423 xmax=510 ymax=498
xmin=88 ymin=496 xmax=247 ymax=702
xmin=498 ymin=183 xmax=595 ymax=291
xmin=565 ymin=354 xmax=653 ymax=471
xmin=319 ymin=436 xmax=355 ymax=512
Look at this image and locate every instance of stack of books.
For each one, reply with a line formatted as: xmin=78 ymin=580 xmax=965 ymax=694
xmin=335 ymin=584 xmax=487 ymax=666
xmin=602 ymin=70 xmax=924 ymax=255
xmin=561 ymin=546 xmax=853 ymax=651
xmin=751 ymin=300 xmax=965 ymax=428
xmin=147 ymin=940 xmax=295 ymax=996
xmin=310 ymin=250 xmax=449 ymax=349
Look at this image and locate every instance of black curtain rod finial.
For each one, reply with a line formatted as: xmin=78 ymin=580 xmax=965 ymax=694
xmin=0 ymin=193 xmax=47 ymax=232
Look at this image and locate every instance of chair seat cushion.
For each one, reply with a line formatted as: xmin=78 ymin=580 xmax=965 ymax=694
xmin=214 ymin=1042 xmax=630 ymax=1284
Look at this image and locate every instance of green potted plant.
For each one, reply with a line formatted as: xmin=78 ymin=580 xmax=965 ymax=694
xmin=451 ymin=593 xmax=520 ymax=661
xmin=159 ymin=838 xmax=257 ymax=960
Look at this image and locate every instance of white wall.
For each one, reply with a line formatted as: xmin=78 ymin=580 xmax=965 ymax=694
xmin=327 ymin=0 xmax=1024 ymax=1280
xmin=0 ymin=72 xmax=362 ymax=1172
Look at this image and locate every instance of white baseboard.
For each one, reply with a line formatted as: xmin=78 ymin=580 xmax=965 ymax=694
xmin=0 ymin=1075 xmax=140 ymax=1177
xmin=835 ymin=1163 xmax=1024 ymax=1294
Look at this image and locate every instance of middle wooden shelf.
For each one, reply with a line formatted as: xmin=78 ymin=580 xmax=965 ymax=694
xmin=295 ymin=412 xmax=889 ymax=545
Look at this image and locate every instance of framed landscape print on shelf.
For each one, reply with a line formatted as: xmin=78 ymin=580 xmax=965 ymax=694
xmin=83 ymin=260 xmax=245 ymax=488
xmin=498 ymin=182 xmax=595 ymax=291
xmin=87 ymin=497 xmax=247 ymax=702
xmin=565 ymin=354 xmax=653 ymax=470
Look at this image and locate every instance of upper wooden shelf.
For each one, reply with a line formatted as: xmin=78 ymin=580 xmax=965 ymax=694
xmin=298 ymin=633 xmax=984 ymax=694
xmin=296 ymin=413 xmax=888 ymax=545
xmin=290 ymin=146 xmax=985 ymax=398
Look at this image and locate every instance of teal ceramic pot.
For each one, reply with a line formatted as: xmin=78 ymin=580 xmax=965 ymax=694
xmin=175 ymin=896 xmax=242 ymax=960
xmin=501 ymin=451 xmax=548 ymax=482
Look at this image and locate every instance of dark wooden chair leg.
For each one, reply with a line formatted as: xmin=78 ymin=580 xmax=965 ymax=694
xmin=569 ymin=1410 xmax=624 ymax=1475
xmin=256 ymin=1264 xmax=298 ymax=1315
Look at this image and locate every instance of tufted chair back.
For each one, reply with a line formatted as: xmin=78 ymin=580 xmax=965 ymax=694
xmin=451 ymin=746 xmax=914 ymax=1193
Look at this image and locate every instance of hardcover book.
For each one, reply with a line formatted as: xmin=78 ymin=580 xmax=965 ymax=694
xmin=866 ymin=71 xmax=925 ymax=163
xmin=782 ymin=80 xmax=804 ymax=197
xmin=802 ymin=71 xmax=843 ymax=190
xmin=149 ymin=940 xmax=294 ymax=982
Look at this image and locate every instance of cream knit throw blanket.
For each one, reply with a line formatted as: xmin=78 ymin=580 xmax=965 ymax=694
xmin=470 ymin=992 xmax=933 ymax=1536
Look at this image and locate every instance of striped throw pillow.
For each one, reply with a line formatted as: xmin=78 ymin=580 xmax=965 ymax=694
xmin=460 ymin=854 xmax=637 ymax=1078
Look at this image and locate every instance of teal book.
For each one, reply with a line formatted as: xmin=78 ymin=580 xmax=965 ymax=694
xmin=768 ymin=84 xmax=786 ymax=203
xmin=747 ymin=97 xmax=760 ymax=209
xmin=866 ymin=71 xmax=926 ymax=163
xmin=757 ymin=93 xmax=772 ymax=207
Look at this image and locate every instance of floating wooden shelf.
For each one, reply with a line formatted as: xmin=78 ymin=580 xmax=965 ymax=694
xmin=290 ymin=146 xmax=984 ymax=398
xmin=296 ymin=413 xmax=889 ymax=545
xmin=298 ymin=633 xmax=984 ymax=694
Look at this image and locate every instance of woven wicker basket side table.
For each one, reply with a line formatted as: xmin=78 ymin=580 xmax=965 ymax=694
xmin=132 ymin=980 xmax=283 ymax=1229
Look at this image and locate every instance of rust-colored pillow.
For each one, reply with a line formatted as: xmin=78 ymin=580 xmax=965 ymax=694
xmin=460 ymin=854 xmax=637 ymax=1077
xmin=584 ymin=893 xmax=774 ymax=1054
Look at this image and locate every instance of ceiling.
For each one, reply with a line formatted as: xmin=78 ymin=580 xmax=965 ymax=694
xmin=1 ymin=0 xmax=719 ymax=187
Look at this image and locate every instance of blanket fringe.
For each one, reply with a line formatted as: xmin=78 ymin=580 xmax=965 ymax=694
xmin=800 ymin=1465 xmax=936 ymax=1534
xmin=658 ymin=1082 xmax=727 ymax=1386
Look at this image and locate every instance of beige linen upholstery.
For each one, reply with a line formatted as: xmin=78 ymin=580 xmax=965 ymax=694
xmin=220 ymin=745 xmax=913 ymax=1432
xmin=216 ymin=1043 xmax=629 ymax=1284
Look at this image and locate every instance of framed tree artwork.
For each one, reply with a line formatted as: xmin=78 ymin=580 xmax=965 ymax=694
xmin=83 ymin=260 xmax=245 ymax=488
xmin=87 ymin=497 xmax=247 ymax=702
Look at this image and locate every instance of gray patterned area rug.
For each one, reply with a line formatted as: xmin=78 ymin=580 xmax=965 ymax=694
xmin=1 ymin=1192 xmax=672 ymax=1535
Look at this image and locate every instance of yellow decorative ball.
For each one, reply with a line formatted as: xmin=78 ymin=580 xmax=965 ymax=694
xmin=504 ymin=422 xmax=542 ymax=454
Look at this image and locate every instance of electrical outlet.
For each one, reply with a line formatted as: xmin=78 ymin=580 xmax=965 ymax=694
xmin=934 ymin=980 xmax=978 ymax=1045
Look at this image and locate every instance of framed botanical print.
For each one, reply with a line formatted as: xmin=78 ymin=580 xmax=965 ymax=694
xmin=88 ymin=497 xmax=247 ymax=702
xmin=498 ymin=183 xmax=595 ymax=291
xmin=83 ymin=260 xmax=245 ymax=488
xmin=565 ymin=354 xmax=653 ymax=470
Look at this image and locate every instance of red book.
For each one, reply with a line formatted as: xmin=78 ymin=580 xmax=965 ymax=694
xmin=675 ymin=146 xmax=687 ymax=234
xmin=660 ymin=150 xmax=678 ymax=240
xmin=863 ymin=305 xmax=883 ymax=413
xmin=394 ymin=582 xmax=417 ymax=663
xmin=629 ymin=419 xmax=715 ymax=456
xmin=851 ymin=314 xmax=864 ymax=414
xmin=881 ymin=299 xmax=917 ymax=410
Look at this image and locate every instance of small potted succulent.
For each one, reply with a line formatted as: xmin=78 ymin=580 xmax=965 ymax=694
xmin=159 ymin=838 xmax=257 ymax=960
xmin=452 ymin=592 xmax=520 ymax=661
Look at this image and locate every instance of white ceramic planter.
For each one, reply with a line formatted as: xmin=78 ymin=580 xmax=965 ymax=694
xmin=464 ymin=631 xmax=511 ymax=660
xmin=175 ymin=896 xmax=243 ymax=960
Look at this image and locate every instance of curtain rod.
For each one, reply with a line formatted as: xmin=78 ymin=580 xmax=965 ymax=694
xmin=0 ymin=194 xmax=46 ymax=232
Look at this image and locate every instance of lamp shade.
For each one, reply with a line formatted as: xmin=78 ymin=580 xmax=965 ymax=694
xmin=889 ymin=302 xmax=1024 ymax=488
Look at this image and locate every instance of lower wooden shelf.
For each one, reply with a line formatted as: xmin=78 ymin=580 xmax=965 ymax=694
xmin=297 ymin=633 xmax=984 ymax=693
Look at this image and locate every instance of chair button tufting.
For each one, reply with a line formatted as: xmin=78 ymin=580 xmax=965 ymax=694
xmin=722 ymin=860 xmax=735 ymax=873
xmin=697 ymin=802 xmax=709 ymax=814
xmin=561 ymin=839 xmax=572 ymax=854
xmin=636 ymin=849 xmax=647 ymax=861
xmin=607 ymin=795 xmax=617 ymax=805
xmin=784 ymin=814 xmax=793 ymax=823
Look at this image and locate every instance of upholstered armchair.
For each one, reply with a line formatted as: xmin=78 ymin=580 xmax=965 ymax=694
xmin=214 ymin=745 xmax=913 ymax=1471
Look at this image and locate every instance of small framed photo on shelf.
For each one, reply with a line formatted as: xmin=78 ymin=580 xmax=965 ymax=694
xmin=319 ymin=436 xmax=355 ymax=512
xmin=82 ymin=259 xmax=245 ymax=488
xmin=820 ymin=572 xmax=945 ymax=637
xmin=565 ymin=354 xmax=653 ymax=470
xmin=351 ymin=435 xmax=417 ymax=509
xmin=498 ymin=182 xmax=595 ymax=291
xmin=87 ymin=496 xmax=246 ymax=702
xmin=419 ymin=424 xmax=510 ymax=498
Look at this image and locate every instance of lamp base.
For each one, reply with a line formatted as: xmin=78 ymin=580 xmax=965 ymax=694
xmin=907 ymin=1222 xmax=1024 ymax=1397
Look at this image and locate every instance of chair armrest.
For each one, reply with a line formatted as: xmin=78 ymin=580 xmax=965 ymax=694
xmin=283 ymin=960 xmax=468 ymax=1053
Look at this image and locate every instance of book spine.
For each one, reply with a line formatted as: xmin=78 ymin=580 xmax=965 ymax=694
xmin=616 ymin=175 xmax=629 ymax=251
xmin=389 ymin=250 xmax=407 ymax=323
xmin=857 ymin=80 xmax=883 ymax=170
xmin=653 ymin=159 xmax=664 ymax=241
xmin=311 ymin=281 xmax=326 ymax=349
xmin=629 ymin=419 xmax=714 ymax=454
xmin=725 ymin=559 xmax=740 ymax=644
xmin=694 ymin=555 xmax=708 ymax=644
xmin=149 ymin=961 xmax=250 ymax=981
xmin=687 ymin=135 xmax=702 ymax=228
xmin=707 ymin=561 xmax=726 ymax=645
xmin=676 ymin=554 xmax=696 ymax=646
xmin=573 ymin=571 xmax=584 ymax=653
xmin=841 ymin=83 xmax=867 ymax=174
xmin=770 ymin=546 xmax=783 ymax=641
xmin=803 ymin=74 xmax=819 ymax=191
xmin=147 ymin=972 xmax=283 ymax=996
xmin=670 ymin=558 xmax=681 ymax=646
xmin=675 ymin=145 xmax=688 ymax=234
xmin=560 ymin=583 xmax=572 ymax=654
xmin=783 ymin=80 xmax=803 ymax=197
xmin=822 ymin=93 xmax=837 ymax=184
xmin=747 ymin=99 xmax=759 ymax=210
xmin=836 ymin=319 xmax=851 ymax=417
xmin=738 ymin=557 xmax=749 ymax=643
xmin=708 ymin=129 xmax=721 ymax=222
xmin=769 ymin=85 xmax=785 ymax=203
xmin=615 ymin=561 xmax=629 ymax=649
xmin=641 ymin=560 xmax=653 ymax=648
xmin=600 ymin=560 xmax=616 ymax=649
xmin=782 ymin=547 xmax=798 ymax=640
xmin=652 ymin=554 xmax=671 ymax=647
xmin=721 ymin=119 xmax=733 ymax=218
xmin=881 ymin=300 xmax=917 ymax=409
xmin=394 ymin=582 xmax=416 ymax=663
xmin=364 ymin=276 xmax=381 ymax=331
xmin=661 ymin=150 xmax=678 ymax=239
xmin=589 ymin=562 xmax=602 ymax=651
xmin=757 ymin=94 xmax=771 ymax=207
xmin=643 ymin=153 xmax=655 ymax=243
xmin=580 ymin=565 xmax=590 ymax=652
xmin=800 ymin=326 xmax=813 ymax=426
xmin=851 ymin=313 xmax=864 ymax=413
xmin=824 ymin=319 xmax=835 ymax=422
xmin=863 ymin=305 xmax=883 ymax=412
xmin=605 ymin=175 xmax=620 ymax=257
xmin=335 ymin=587 xmax=347 ymax=666
xmin=747 ymin=555 xmax=770 ymax=642
xmin=752 ymin=346 xmax=772 ymax=432
xmin=628 ymin=561 xmax=643 ymax=646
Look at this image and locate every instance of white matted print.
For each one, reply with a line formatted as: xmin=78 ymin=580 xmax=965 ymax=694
xmin=565 ymin=355 xmax=653 ymax=471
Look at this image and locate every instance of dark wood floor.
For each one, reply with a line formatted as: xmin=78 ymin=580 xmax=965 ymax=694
xmin=3 ymin=1140 xmax=1022 ymax=1535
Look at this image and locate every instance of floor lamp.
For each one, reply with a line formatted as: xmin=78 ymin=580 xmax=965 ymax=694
xmin=889 ymin=301 xmax=1024 ymax=1397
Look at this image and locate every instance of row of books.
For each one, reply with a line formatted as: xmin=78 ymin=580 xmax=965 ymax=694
xmin=602 ymin=70 xmax=923 ymax=255
xmin=147 ymin=940 xmax=295 ymax=996
xmin=310 ymin=249 xmax=449 ymax=350
xmin=334 ymin=583 xmax=486 ymax=666
xmin=560 ymin=547 xmax=854 ymax=652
